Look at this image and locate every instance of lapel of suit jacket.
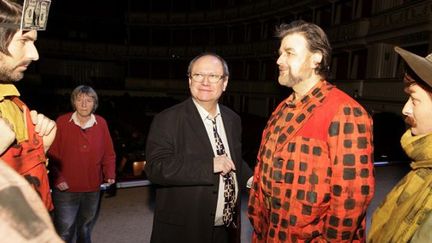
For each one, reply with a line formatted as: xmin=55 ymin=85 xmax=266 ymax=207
xmin=220 ymin=107 xmax=238 ymax=165
xmin=184 ymin=98 xmax=215 ymax=155
xmin=184 ymin=98 xmax=221 ymax=186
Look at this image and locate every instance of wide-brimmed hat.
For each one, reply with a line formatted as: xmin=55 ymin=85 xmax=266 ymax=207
xmin=394 ymin=46 xmax=432 ymax=87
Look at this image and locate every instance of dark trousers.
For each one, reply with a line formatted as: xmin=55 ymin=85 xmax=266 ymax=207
xmin=52 ymin=189 xmax=100 ymax=243
xmin=212 ymin=226 xmax=229 ymax=243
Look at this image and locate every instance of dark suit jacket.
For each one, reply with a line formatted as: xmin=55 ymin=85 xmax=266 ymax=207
xmin=145 ymin=98 xmax=242 ymax=243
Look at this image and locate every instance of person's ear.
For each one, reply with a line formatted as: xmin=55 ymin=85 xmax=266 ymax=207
xmin=311 ymin=52 xmax=323 ymax=68
xmin=223 ymin=77 xmax=228 ymax=92
xmin=188 ymin=77 xmax=192 ymax=87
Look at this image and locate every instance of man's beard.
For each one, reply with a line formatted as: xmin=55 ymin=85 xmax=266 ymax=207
xmin=286 ymin=71 xmax=302 ymax=87
xmin=278 ymin=68 xmax=303 ymax=88
xmin=0 ymin=63 xmax=24 ymax=83
xmin=279 ymin=68 xmax=302 ymax=88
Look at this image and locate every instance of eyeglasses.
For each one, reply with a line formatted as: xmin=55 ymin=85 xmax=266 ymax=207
xmin=189 ymin=73 xmax=225 ymax=83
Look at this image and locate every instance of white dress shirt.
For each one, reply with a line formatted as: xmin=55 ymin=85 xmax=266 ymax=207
xmin=192 ymin=99 xmax=238 ymax=226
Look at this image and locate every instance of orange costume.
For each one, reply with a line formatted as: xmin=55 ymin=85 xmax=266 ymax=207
xmin=248 ymin=81 xmax=374 ymax=242
xmin=0 ymin=85 xmax=53 ymax=211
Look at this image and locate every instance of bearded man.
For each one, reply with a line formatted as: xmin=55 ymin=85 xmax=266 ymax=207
xmin=248 ymin=20 xmax=375 ymax=242
xmin=0 ymin=0 xmax=56 ymax=211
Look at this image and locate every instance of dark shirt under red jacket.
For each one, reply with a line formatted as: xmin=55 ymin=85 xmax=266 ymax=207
xmin=48 ymin=112 xmax=116 ymax=192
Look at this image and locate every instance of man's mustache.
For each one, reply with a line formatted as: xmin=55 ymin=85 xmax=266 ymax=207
xmin=404 ymin=116 xmax=416 ymax=127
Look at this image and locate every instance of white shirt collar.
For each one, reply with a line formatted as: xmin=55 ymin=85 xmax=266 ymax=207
xmin=69 ymin=112 xmax=97 ymax=129
xmin=192 ymin=99 xmax=221 ymax=121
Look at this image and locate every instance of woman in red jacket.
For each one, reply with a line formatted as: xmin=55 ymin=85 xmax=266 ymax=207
xmin=48 ymin=85 xmax=116 ymax=243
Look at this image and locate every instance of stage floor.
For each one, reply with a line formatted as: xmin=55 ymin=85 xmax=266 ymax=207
xmin=92 ymin=163 xmax=410 ymax=242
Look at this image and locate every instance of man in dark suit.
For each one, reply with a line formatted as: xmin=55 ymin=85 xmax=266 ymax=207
xmin=145 ymin=53 xmax=242 ymax=243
